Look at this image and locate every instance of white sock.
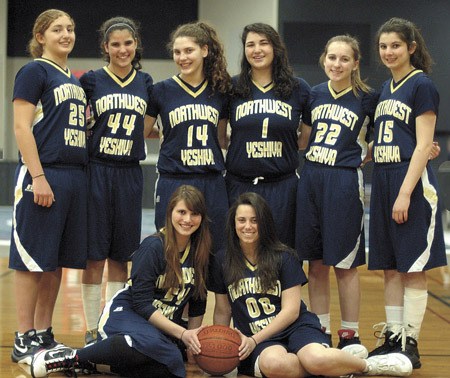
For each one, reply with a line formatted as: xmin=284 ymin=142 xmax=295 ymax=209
xmin=105 ymin=281 xmax=125 ymax=302
xmin=403 ymin=287 xmax=427 ymax=340
xmin=341 ymin=320 xmax=359 ymax=337
xmin=385 ymin=306 xmax=403 ymax=334
xmin=317 ymin=313 xmax=331 ymax=334
xmin=82 ymin=284 xmax=102 ymax=331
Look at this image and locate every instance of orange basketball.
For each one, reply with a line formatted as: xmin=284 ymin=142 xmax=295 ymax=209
xmin=194 ymin=325 xmax=241 ymax=375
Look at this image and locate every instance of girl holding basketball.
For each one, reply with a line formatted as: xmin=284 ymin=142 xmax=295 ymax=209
xmin=31 ymin=185 xmax=211 ymax=378
xmin=211 ymin=192 xmax=413 ymax=377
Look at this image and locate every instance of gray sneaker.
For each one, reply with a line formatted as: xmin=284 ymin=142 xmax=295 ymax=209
xmin=364 ymin=353 xmax=412 ymax=376
xmin=84 ymin=328 xmax=98 ymax=345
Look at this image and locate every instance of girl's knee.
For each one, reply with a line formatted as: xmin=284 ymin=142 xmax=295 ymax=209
xmin=259 ymin=351 xmax=298 ymax=377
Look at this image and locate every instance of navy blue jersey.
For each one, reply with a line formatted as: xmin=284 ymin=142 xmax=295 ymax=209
xmin=305 ymin=82 xmax=378 ymax=168
xmin=226 ymin=77 xmax=310 ymax=177
xmin=148 ymin=76 xmax=228 ymax=174
xmin=127 ymin=234 xmax=206 ymax=322
xmin=211 ymin=249 xmax=308 ymax=337
xmin=13 ymin=58 xmax=88 ymax=165
xmin=373 ymin=70 xmax=439 ymax=164
xmin=80 ymin=67 xmax=153 ymax=163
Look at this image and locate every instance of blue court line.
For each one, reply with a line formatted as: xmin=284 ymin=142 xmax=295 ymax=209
xmin=0 ymin=269 xmax=12 ymax=279
xmin=428 ymin=290 xmax=450 ymax=307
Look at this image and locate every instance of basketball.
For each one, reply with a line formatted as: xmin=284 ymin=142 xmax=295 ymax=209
xmin=194 ymin=325 xmax=241 ymax=376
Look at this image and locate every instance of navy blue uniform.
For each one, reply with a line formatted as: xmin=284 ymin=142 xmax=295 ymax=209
xmin=97 ymin=234 xmax=206 ymax=377
xmin=226 ymin=78 xmax=310 ymax=247
xmin=80 ymin=67 xmax=153 ymax=261
xmin=9 ymin=58 xmax=88 ymax=271
xmin=210 ymin=249 xmax=329 ymax=377
xmin=296 ymin=83 xmax=378 ymax=267
xmin=369 ymin=70 xmax=446 ymax=272
xmin=149 ymin=75 xmax=228 ymax=251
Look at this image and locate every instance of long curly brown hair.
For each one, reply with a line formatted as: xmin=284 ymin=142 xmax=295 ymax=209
xmin=167 ymin=21 xmax=231 ymax=95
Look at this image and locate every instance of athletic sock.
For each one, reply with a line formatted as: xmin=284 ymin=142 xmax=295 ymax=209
xmin=341 ymin=321 xmax=359 ymax=337
xmin=317 ymin=313 xmax=331 ymax=334
xmin=403 ymin=287 xmax=427 ymax=340
xmin=105 ymin=281 xmax=125 ymax=302
xmin=385 ymin=305 xmax=403 ymax=334
xmin=82 ymin=283 xmax=102 ymax=331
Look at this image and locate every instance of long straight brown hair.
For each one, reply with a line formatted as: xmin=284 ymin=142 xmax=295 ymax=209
xmin=224 ymin=192 xmax=296 ymax=292
xmin=161 ymin=185 xmax=211 ymax=299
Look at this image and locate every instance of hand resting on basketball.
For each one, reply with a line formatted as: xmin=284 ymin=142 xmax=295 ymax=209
xmin=181 ymin=325 xmax=207 ymax=355
xmin=235 ymin=328 xmax=257 ymax=360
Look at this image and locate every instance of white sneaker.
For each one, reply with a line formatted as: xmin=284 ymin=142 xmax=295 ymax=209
xmin=341 ymin=343 xmax=369 ymax=359
xmin=364 ymin=353 xmax=412 ymax=376
xmin=30 ymin=347 xmax=77 ymax=378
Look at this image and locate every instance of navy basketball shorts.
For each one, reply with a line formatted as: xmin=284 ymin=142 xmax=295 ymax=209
xmin=296 ymin=162 xmax=366 ymax=268
xmin=369 ymin=163 xmax=447 ymax=272
xmin=87 ymin=162 xmax=143 ymax=262
xmin=154 ymin=172 xmax=228 ymax=252
xmin=238 ymin=310 xmax=329 ymax=377
xmin=98 ymin=288 xmax=185 ymax=377
xmin=225 ymin=172 xmax=298 ymax=248
xmin=9 ymin=164 xmax=87 ymax=271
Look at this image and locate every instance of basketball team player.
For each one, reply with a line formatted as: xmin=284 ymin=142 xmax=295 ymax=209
xmin=146 ymin=21 xmax=231 ymax=256
xmin=30 ymin=186 xmax=211 ymax=378
xmin=219 ymin=23 xmax=310 ymax=248
xmin=79 ymin=16 xmax=153 ymax=345
xmin=295 ymin=35 xmax=378 ymax=353
xmin=367 ymin=18 xmax=447 ymax=369
xmin=9 ymin=9 xmax=88 ymax=365
xmin=212 ymin=192 xmax=413 ymax=377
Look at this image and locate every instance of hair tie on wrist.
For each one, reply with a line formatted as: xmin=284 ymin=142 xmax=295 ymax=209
xmin=180 ymin=329 xmax=187 ymax=341
xmin=32 ymin=173 xmax=45 ymax=179
xmin=250 ymin=336 xmax=258 ymax=346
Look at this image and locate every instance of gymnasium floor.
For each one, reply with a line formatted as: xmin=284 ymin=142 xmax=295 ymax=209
xmin=1 ymin=205 xmax=449 ymax=377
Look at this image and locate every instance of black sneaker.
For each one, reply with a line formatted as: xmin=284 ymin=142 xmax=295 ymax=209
xmin=11 ymin=329 xmax=42 ymax=365
xmin=36 ymin=327 xmax=64 ymax=349
xmin=337 ymin=329 xmax=368 ymax=358
xmin=30 ymin=346 xmax=96 ymax=378
xmin=401 ymin=336 xmax=421 ymax=369
xmin=368 ymin=330 xmax=401 ymax=357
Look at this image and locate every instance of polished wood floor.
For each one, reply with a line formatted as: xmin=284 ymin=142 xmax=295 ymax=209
xmin=1 ymin=258 xmax=449 ymax=378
